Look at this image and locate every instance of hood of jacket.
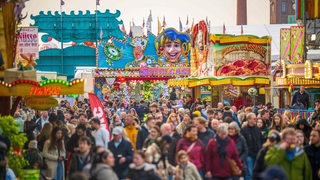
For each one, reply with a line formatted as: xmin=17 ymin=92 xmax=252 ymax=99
xmin=91 ymin=163 xmax=112 ymax=176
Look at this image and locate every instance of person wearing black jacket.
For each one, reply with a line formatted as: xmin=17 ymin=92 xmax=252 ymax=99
xmin=291 ymin=86 xmax=309 ymax=109
xmin=136 ymin=117 xmax=155 ymax=150
xmin=252 ymin=130 xmax=281 ymax=180
xmin=304 ymin=128 xmax=320 ymax=180
xmin=240 ymin=113 xmax=263 ymax=180
xmin=108 ymin=127 xmax=134 ymax=180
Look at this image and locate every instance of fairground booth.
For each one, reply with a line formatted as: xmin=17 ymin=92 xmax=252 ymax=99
xmin=169 ymin=21 xmax=271 ymax=108
xmin=275 ymin=26 xmax=320 ymax=114
xmin=94 ymin=28 xmax=192 ymax=102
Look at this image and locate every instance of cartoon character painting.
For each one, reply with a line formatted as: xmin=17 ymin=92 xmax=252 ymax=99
xmin=126 ymin=36 xmax=156 ymax=67
xmin=155 ymin=28 xmax=191 ymax=66
xmin=191 ymin=20 xmax=209 ymax=76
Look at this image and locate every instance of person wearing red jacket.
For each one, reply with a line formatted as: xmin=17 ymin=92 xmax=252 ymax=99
xmin=176 ymin=125 xmax=205 ymax=176
xmin=205 ymin=124 xmax=242 ymax=180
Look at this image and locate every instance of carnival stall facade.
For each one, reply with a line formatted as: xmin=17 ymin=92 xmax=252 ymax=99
xmin=169 ymin=20 xmax=272 ymax=107
xmin=95 ymin=28 xmax=192 ymax=102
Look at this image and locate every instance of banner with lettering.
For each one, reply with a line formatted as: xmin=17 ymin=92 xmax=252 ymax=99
xmin=290 ymin=26 xmax=305 ymax=64
xmin=16 ymin=27 xmax=39 ymax=61
xmin=89 ymin=93 xmax=110 ymax=134
xmin=210 ymin=34 xmax=271 ymax=76
xmin=280 ymin=28 xmax=291 ymax=62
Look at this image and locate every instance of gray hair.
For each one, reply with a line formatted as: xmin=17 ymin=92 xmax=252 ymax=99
xmin=246 ymin=112 xmax=256 ymax=120
xmin=217 ymin=124 xmax=228 ymax=134
xmin=228 ymin=122 xmax=240 ymax=134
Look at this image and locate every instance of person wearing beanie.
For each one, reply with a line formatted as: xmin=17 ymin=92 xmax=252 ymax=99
xmin=260 ymin=166 xmax=287 ymax=180
xmin=24 ymin=140 xmax=43 ymax=169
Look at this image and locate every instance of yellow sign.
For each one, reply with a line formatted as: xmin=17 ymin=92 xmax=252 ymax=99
xmin=25 ymin=96 xmax=58 ymax=110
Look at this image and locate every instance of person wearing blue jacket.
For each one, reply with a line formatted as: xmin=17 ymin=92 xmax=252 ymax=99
xmin=108 ymin=127 xmax=134 ymax=180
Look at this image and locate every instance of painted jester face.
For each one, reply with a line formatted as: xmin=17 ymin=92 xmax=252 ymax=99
xmin=163 ymin=41 xmax=182 ymax=62
xmin=134 ymin=46 xmax=143 ymax=60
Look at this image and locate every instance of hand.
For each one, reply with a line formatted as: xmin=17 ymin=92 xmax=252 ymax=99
xmin=58 ymin=156 xmax=64 ymax=161
xmin=205 ymin=171 xmax=212 ymax=178
xmin=280 ymin=142 xmax=289 ymax=150
xmin=74 ymin=147 xmax=80 ymax=152
xmin=119 ymin=157 xmax=126 ymax=164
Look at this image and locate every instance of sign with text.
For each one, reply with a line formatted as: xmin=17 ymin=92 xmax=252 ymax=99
xmin=17 ymin=27 xmax=39 ymax=60
xmin=140 ymin=66 xmax=190 ymax=77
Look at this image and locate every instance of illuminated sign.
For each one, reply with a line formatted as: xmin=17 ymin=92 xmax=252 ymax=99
xmin=25 ymin=96 xmax=58 ymax=110
xmin=29 ymin=86 xmax=61 ymax=96
xmin=140 ymin=66 xmax=190 ymax=77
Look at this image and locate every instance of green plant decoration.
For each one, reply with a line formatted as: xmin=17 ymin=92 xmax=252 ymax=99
xmin=0 ymin=116 xmax=28 ymax=177
xmin=143 ymin=81 xmax=152 ymax=100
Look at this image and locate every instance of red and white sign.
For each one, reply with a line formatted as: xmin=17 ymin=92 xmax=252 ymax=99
xmin=17 ymin=27 xmax=39 ymax=59
xmin=89 ymin=93 xmax=110 ymax=132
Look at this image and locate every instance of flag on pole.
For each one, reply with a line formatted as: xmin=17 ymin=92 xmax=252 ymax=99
xmin=190 ymin=18 xmax=194 ymax=32
xmin=60 ymin=0 xmax=65 ymax=6
xmin=100 ymin=27 xmax=103 ymax=39
xmin=142 ymin=17 xmax=145 ymax=28
xmin=162 ymin=16 xmax=166 ymax=28
xmin=132 ymin=18 xmax=135 ymax=26
xmin=96 ymin=0 xmax=100 ymax=5
xmin=186 ymin=16 xmax=189 ymax=25
xmin=89 ymin=93 xmax=110 ymax=135
xmin=158 ymin=17 xmax=162 ymax=35
xmin=146 ymin=10 xmax=153 ymax=32
xmin=129 ymin=22 xmax=133 ymax=37
xmin=121 ymin=24 xmax=126 ymax=34
xmin=179 ymin=17 xmax=183 ymax=32
xmin=241 ymin=25 xmax=243 ymax=35
xmin=223 ymin=24 xmax=226 ymax=34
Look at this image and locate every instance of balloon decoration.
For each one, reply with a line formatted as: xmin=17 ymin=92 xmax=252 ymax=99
xmin=248 ymin=87 xmax=258 ymax=97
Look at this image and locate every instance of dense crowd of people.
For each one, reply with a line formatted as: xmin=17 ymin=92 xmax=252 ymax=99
xmin=1 ymin=92 xmax=320 ymax=180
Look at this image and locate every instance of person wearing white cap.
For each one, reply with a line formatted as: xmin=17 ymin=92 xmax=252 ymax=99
xmin=108 ymin=126 xmax=134 ymax=180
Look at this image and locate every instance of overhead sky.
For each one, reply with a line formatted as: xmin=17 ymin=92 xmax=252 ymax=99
xmin=22 ymin=0 xmax=270 ymax=33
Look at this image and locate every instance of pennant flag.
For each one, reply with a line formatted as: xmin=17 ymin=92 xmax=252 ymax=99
xmin=89 ymin=93 xmax=110 ymax=135
xmin=100 ymin=27 xmax=103 ymax=39
xmin=186 ymin=16 xmax=189 ymax=25
xmin=96 ymin=0 xmax=100 ymax=5
xmin=223 ymin=24 xmax=226 ymax=34
xmin=241 ymin=25 xmax=243 ymax=35
xmin=158 ymin=17 xmax=162 ymax=35
xmin=190 ymin=18 xmax=194 ymax=32
xmin=132 ymin=18 xmax=135 ymax=26
xmin=162 ymin=16 xmax=167 ymax=28
xmin=129 ymin=22 xmax=133 ymax=38
xmin=121 ymin=24 xmax=126 ymax=34
xmin=60 ymin=0 xmax=65 ymax=6
xmin=179 ymin=17 xmax=183 ymax=32
xmin=142 ymin=17 xmax=145 ymax=28
xmin=146 ymin=10 xmax=153 ymax=32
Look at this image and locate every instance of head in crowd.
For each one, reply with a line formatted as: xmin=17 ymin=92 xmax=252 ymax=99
xmin=184 ymin=125 xmax=198 ymax=141
xmin=133 ymin=150 xmax=146 ymax=167
xmin=49 ymin=127 xmax=64 ymax=151
xmin=263 ymin=130 xmax=281 ymax=147
xmin=228 ymin=122 xmax=240 ymax=136
xmin=246 ymin=113 xmax=257 ymax=127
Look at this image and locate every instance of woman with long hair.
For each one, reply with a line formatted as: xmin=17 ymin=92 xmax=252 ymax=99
xmin=43 ymin=127 xmax=66 ymax=180
xmin=129 ymin=108 xmax=139 ymax=119
xmin=37 ymin=123 xmax=52 ymax=152
xmin=90 ymin=150 xmax=118 ymax=180
xmin=166 ymin=113 xmax=181 ymax=127
xmin=142 ymin=126 xmax=161 ymax=151
xmin=270 ymin=114 xmax=285 ymax=132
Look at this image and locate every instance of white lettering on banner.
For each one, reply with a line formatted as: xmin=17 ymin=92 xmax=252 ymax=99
xmin=93 ymin=106 xmax=106 ymax=124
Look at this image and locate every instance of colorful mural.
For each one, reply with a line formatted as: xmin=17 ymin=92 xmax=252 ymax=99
xmin=210 ymin=34 xmax=271 ymax=76
xmin=97 ymin=28 xmax=191 ymax=68
xmin=190 ymin=20 xmax=209 ymax=77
